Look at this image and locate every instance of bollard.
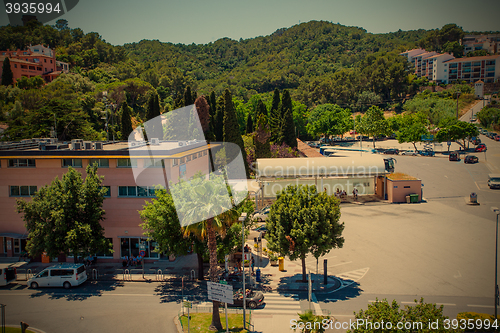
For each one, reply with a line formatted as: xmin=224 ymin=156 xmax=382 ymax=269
xmin=324 ymin=259 xmax=327 ymax=285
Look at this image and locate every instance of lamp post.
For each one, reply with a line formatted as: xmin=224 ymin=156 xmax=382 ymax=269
xmin=239 ymin=212 xmax=248 ymax=329
xmin=492 ymin=207 xmax=500 ymax=320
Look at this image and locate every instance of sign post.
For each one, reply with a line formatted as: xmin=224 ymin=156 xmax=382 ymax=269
xmin=183 ymin=301 xmax=192 ymax=333
xmin=207 ymin=282 xmax=233 ymax=333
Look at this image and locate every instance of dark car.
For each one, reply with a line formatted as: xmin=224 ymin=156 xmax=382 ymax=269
xmin=233 ymin=289 xmax=265 ymax=309
xmin=464 ymin=155 xmax=479 ymax=164
xmin=475 ymin=143 xmax=487 ymax=152
xmin=419 ymin=150 xmax=435 ymax=157
xmin=383 ymin=149 xmax=399 ymax=155
xmin=255 ymin=225 xmax=267 ymax=238
xmin=449 ymin=152 xmax=460 ymax=161
xmin=220 ymin=289 xmax=265 ymax=309
xmin=471 ymin=137 xmax=481 ymax=145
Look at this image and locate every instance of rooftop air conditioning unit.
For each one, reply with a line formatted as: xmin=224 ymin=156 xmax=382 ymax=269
xmin=84 ymin=142 xmax=93 ymax=150
xmin=72 ymin=142 xmax=81 ymax=150
xmin=150 ymin=138 xmax=160 ymax=145
xmin=178 ymin=141 xmax=184 ymax=146
xmin=93 ymin=142 xmax=103 ymax=150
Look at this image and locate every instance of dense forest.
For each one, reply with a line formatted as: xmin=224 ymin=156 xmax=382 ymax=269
xmin=1 ymin=19 xmax=496 ymax=144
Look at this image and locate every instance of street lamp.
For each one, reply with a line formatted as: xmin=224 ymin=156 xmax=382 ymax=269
xmin=492 ymin=206 xmax=500 ymax=320
xmin=239 ymin=212 xmax=248 ymax=329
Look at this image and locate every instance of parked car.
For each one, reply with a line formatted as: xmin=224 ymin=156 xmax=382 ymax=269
xmin=402 ymin=150 xmax=418 ymax=156
xmin=28 ymin=263 xmax=87 ymax=289
xmin=464 ymin=155 xmax=479 ymax=164
xmin=0 ymin=264 xmax=17 ymax=286
xmin=495 ymin=135 xmax=500 ymax=141
xmin=488 ymin=174 xmax=500 ymax=189
xmin=449 ymin=152 xmax=460 ymax=161
xmin=383 ymin=149 xmax=399 ymax=155
xmin=419 ymin=150 xmax=435 ymax=157
xmin=226 ymin=289 xmax=265 ymax=309
xmin=475 ymin=143 xmax=487 ymax=152
xmin=252 ymin=206 xmax=270 ymax=222
xmin=471 ymin=137 xmax=481 ymax=145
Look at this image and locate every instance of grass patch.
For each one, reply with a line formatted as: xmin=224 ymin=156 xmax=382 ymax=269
xmin=179 ymin=312 xmax=251 ymax=333
xmin=387 ymin=172 xmax=418 ymax=181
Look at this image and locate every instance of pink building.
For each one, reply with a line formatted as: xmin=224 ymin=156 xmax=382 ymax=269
xmin=0 ymin=140 xmax=210 ymax=262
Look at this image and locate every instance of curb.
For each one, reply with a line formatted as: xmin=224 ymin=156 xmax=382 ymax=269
xmin=5 ymin=325 xmax=47 ymax=333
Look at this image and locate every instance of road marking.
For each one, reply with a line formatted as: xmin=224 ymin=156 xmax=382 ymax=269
xmin=10 ymin=284 xmax=22 ymax=290
xmin=436 ymin=303 xmax=456 ymax=306
xmin=329 ymin=261 xmax=353 ymax=268
xmin=467 ymin=304 xmax=494 ymax=308
xmin=324 ymin=298 xmax=341 ymax=302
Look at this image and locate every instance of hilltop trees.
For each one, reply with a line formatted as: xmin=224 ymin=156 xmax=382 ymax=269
xmin=306 ymin=104 xmax=352 ymax=139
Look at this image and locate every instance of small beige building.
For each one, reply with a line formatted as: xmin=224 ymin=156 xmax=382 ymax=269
xmin=386 ymin=173 xmax=422 ymax=203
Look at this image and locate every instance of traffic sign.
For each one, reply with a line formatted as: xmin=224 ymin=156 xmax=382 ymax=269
xmin=139 ymin=250 xmax=145 ymax=257
xmin=207 ymin=281 xmax=233 ymax=304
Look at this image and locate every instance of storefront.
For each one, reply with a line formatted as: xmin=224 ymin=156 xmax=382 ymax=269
xmin=119 ymin=236 xmax=159 ymax=259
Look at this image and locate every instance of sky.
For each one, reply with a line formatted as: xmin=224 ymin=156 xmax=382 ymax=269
xmin=1 ymin=0 xmax=500 ymax=46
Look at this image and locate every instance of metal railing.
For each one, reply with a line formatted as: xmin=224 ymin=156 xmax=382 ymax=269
xmin=122 ymin=269 xmax=131 ymax=281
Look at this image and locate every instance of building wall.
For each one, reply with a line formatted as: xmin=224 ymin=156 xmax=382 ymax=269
xmin=0 ymin=153 xmax=210 ymax=260
xmin=387 ymin=179 xmax=421 ymax=203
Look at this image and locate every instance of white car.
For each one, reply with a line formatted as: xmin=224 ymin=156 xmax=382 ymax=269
xmin=28 ymin=263 xmax=87 ymax=289
xmin=402 ymin=150 xmax=418 ymax=156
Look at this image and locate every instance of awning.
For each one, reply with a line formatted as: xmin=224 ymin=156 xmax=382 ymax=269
xmin=0 ymin=233 xmax=28 ymax=239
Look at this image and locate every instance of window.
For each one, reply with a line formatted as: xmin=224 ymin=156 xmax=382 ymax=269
xmin=180 ymin=157 xmax=186 ymax=164
xmin=198 ymin=152 xmax=202 ymax=158
xmin=8 ymin=159 xmax=35 ymax=167
xmin=120 ymin=237 xmax=159 ymax=258
xmin=89 ymin=159 xmax=109 ymax=168
xmin=100 ymin=186 xmax=111 ymax=197
xmin=51 ymin=269 xmax=73 ymax=276
xmin=186 ymin=155 xmax=192 ymax=162
xmin=192 ymin=153 xmax=197 ymax=160
xmin=117 ymin=159 xmax=137 ymax=168
xmin=118 ymin=186 xmax=162 ymax=197
xmin=62 ymin=159 xmax=82 ymax=168
xmin=44 ymin=59 xmax=46 ymax=63
xmin=143 ymin=159 xmax=164 ymax=168
xmin=10 ymin=186 xmax=37 ymax=197
xmin=203 ymin=150 xmax=207 ymax=156
xmin=172 ymin=159 xmax=179 ymax=166
xmin=14 ymin=64 xmax=17 ymax=68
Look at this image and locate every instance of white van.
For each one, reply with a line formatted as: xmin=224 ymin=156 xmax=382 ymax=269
xmin=0 ymin=264 xmax=17 ymax=286
xmin=28 ymin=263 xmax=87 ymax=289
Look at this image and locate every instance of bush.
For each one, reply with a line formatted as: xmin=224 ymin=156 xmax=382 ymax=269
xmin=456 ymin=312 xmax=499 ymax=332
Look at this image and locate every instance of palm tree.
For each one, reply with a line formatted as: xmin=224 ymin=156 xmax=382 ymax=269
xmin=173 ymin=174 xmax=241 ymax=331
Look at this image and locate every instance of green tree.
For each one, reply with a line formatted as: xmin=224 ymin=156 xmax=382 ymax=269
xmin=120 ymin=101 xmax=133 ymax=140
xmin=269 ymin=88 xmax=282 ymax=142
xmin=293 ymin=310 xmax=332 ymax=333
xmin=223 ymin=89 xmax=248 ymax=176
xmin=16 ymin=164 xmax=111 ymax=262
xmin=348 ymin=298 xmax=461 ymax=333
xmin=280 ymin=89 xmax=297 ymax=148
xmin=266 ymin=185 xmax=344 ymax=282
xmin=360 ymin=106 xmax=388 ymax=148
xmin=1 ymin=57 xmax=13 ymax=86
xmin=246 ymin=113 xmax=253 ymax=134
xmin=306 ymin=104 xmax=352 ymax=139
xmin=254 ymin=114 xmax=272 ymax=159
xmin=145 ymin=91 xmax=162 ymax=139
xmin=396 ymin=112 xmax=429 ymax=151
xmin=436 ymin=120 xmax=478 ymax=149
xmin=214 ymin=95 xmax=225 ymax=142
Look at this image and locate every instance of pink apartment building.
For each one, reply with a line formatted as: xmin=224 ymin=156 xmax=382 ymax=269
xmin=0 ymin=139 xmax=210 ymax=262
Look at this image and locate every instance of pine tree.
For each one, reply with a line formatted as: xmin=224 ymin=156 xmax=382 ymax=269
xmin=120 ymin=101 xmax=133 ymax=140
xmin=281 ymin=90 xmax=297 ymax=148
xmin=1 ymin=57 xmax=14 ymax=86
xmin=223 ymin=89 xmax=249 ymax=177
xmin=245 ymin=113 xmax=253 ymax=134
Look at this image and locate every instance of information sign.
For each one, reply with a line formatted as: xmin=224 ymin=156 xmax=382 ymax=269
xmin=207 ymin=281 xmax=233 ymax=304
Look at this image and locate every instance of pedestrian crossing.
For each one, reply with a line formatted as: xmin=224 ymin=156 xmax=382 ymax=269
xmin=259 ymin=292 xmax=302 ymax=315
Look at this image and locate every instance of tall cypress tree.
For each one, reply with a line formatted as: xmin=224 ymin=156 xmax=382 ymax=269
xmin=254 ymin=114 xmax=271 ymax=159
xmin=214 ymin=95 xmax=225 ymax=142
xmin=146 ymin=91 xmax=162 ymax=140
xmin=245 ymin=113 xmax=253 ymax=134
xmin=208 ymin=91 xmax=217 ymax=139
xmin=1 ymin=57 xmax=14 ymax=86
xmin=184 ymin=86 xmax=194 ymax=106
xmin=255 ymin=98 xmax=268 ymax=120
xmin=280 ymin=90 xmax=297 ymax=148
xmin=120 ymin=101 xmax=133 ymax=140
xmin=269 ymin=88 xmax=282 ymax=143
xmin=223 ymin=89 xmax=248 ymax=177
